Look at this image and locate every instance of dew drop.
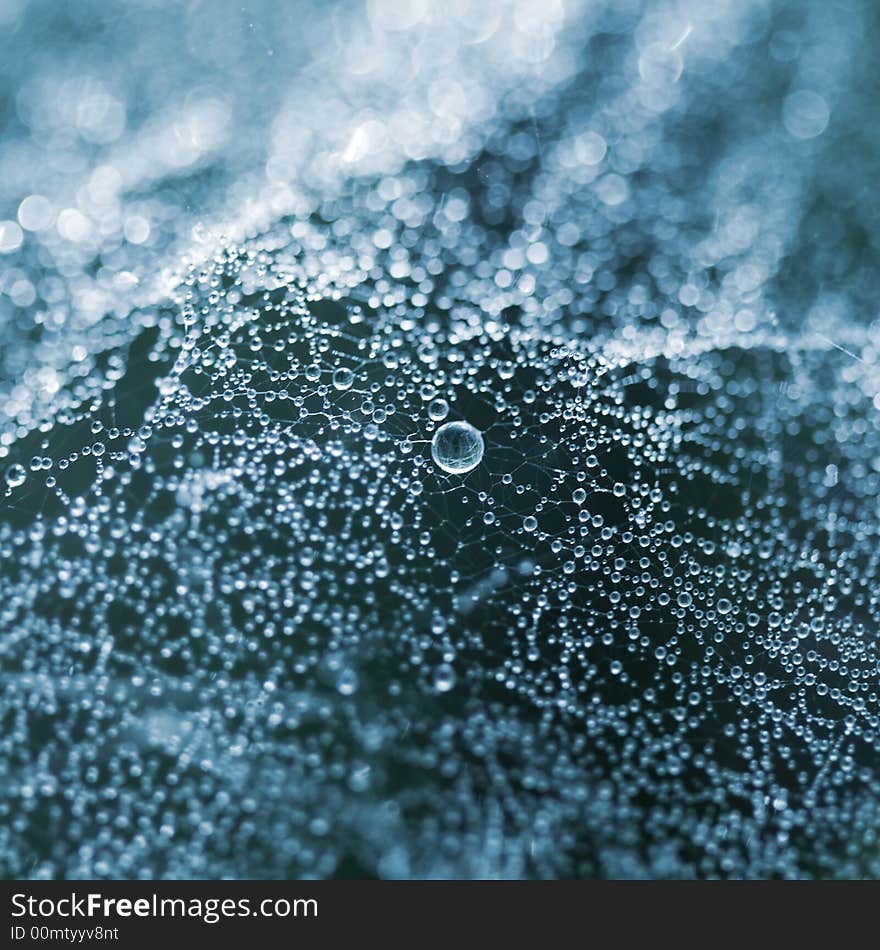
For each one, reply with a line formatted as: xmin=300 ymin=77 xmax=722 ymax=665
xmin=332 ymin=367 xmax=355 ymax=391
xmin=428 ymin=398 xmax=449 ymax=422
xmin=5 ymin=464 xmax=26 ymax=488
xmin=430 ymin=421 xmax=484 ymax=475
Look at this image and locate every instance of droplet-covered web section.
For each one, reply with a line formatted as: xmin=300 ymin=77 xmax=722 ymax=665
xmin=0 ymin=0 xmax=880 ymax=882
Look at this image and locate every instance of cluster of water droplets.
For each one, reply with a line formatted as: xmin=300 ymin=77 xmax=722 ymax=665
xmin=2 ymin=0 xmax=880 ymax=879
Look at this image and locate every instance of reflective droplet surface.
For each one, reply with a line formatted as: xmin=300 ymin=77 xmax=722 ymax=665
xmin=5 ymin=464 xmax=26 ymax=488
xmin=428 ymin=398 xmax=449 ymax=422
xmin=430 ymin=421 xmax=484 ymax=475
xmin=332 ymin=367 xmax=355 ymax=391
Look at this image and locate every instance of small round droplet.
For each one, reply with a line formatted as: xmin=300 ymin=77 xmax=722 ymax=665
xmin=428 ymin=398 xmax=449 ymax=422
xmin=332 ymin=367 xmax=354 ymax=391
xmin=336 ymin=668 xmax=358 ymax=696
xmin=782 ymin=89 xmax=829 ymax=140
xmin=431 ymin=421 xmax=484 ymax=475
xmin=5 ymin=464 xmax=26 ymax=488
xmin=433 ymin=664 xmax=456 ymax=693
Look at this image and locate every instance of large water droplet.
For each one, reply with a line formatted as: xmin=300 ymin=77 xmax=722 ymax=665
xmin=5 ymin=464 xmax=26 ymax=488
xmin=430 ymin=421 xmax=484 ymax=475
xmin=332 ymin=367 xmax=354 ymax=391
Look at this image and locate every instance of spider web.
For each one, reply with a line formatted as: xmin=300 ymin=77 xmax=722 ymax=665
xmin=1 ymin=0 xmax=880 ymax=879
